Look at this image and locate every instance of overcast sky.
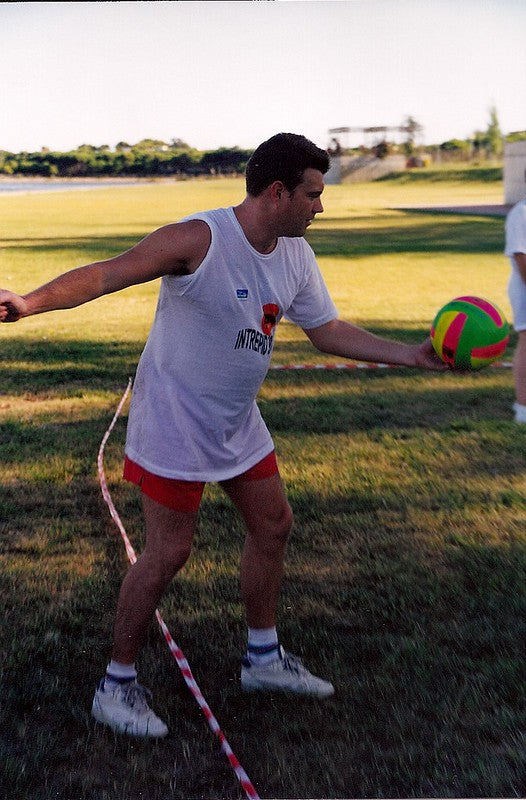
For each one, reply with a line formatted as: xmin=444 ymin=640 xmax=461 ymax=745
xmin=1 ymin=0 xmax=525 ymax=153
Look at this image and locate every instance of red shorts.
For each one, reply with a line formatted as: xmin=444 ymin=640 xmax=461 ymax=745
xmin=123 ymin=451 xmax=279 ymax=513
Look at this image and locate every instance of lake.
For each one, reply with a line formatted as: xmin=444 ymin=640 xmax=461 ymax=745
xmin=0 ymin=179 xmax=141 ymax=195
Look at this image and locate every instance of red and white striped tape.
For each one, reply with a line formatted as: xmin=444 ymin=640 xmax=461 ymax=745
xmin=97 ymin=379 xmax=260 ymax=800
xmin=270 ymin=361 xmax=513 ymax=370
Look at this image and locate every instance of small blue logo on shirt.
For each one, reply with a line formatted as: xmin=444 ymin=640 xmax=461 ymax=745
xmin=236 ymin=289 xmax=249 ymax=300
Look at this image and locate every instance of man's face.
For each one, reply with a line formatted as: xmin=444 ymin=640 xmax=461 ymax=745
xmin=279 ymin=168 xmax=324 ymax=237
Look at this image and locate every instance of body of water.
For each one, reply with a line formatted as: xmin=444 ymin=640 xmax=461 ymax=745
xmin=0 ymin=179 xmax=141 ymax=195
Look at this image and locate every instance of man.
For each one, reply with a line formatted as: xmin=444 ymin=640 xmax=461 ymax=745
xmin=505 ymin=197 xmax=526 ymax=423
xmin=0 ymin=133 xmax=445 ymax=738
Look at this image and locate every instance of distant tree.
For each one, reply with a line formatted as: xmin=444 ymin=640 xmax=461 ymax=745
xmin=200 ymin=147 xmax=252 ymax=175
xmin=440 ymin=138 xmax=470 ymax=151
xmin=437 ymin=138 xmax=471 ymax=163
xmin=0 ymin=150 xmax=15 ymax=174
xmin=76 ymin=144 xmax=98 ymax=155
xmin=133 ymin=138 xmax=169 ymax=152
xmin=372 ymin=140 xmax=389 ymax=159
xmin=471 ymin=129 xmax=488 ymax=160
xmin=401 ymin=115 xmax=423 ymax=155
xmin=0 ymin=139 xmax=253 ymax=178
xmin=169 ymin=138 xmax=191 ymax=150
xmin=486 ymin=105 xmax=503 ymax=158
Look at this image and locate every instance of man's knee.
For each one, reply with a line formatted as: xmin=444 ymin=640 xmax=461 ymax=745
xmin=142 ymin=495 xmax=197 ymax=581
xmin=164 ymin=538 xmax=194 ymax=574
xmin=259 ymin=501 xmax=294 ymax=549
xmin=277 ymin=501 xmax=294 ymax=538
xmin=142 ymin=538 xmax=193 ymax=587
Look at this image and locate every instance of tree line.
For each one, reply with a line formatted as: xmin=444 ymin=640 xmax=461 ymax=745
xmin=0 ymin=138 xmax=254 ymax=178
xmin=2 ymin=110 xmax=524 ymax=179
xmin=330 ymin=108 xmax=526 ymax=164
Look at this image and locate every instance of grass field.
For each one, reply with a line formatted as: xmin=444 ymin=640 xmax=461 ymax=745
xmin=0 ymin=170 xmax=525 ymax=800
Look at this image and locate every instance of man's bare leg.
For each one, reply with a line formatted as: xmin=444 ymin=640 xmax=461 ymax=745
xmin=221 ymin=471 xmax=334 ymax=697
xmin=111 ymin=495 xmax=198 ymax=664
xmin=92 ymin=496 xmax=198 ymax=736
xmin=221 ymin=472 xmax=292 ymax=629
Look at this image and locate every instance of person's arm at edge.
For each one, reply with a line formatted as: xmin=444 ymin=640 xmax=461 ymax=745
xmin=514 ymin=252 xmax=526 ymax=283
xmin=0 ymin=219 xmax=211 ymax=322
xmin=304 ymin=318 xmax=447 ymax=370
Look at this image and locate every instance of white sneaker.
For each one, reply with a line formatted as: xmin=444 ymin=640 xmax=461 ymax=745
xmin=241 ymin=646 xmax=335 ymax=698
xmin=91 ymin=679 xmax=169 ymax=738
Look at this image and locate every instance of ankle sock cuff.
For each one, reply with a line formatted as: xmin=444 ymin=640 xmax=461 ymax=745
xmin=106 ymin=660 xmax=137 ymax=683
xmin=247 ymin=642 xmax=280 ymax=656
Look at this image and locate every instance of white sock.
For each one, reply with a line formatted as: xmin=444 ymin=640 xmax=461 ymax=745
xmin=513 ymin=402 xmax=526 ymax=423
xmin=247 ymin=627 xmax=280 ymax=665
xmin=105 ymin=660 xmax=137 ymax=685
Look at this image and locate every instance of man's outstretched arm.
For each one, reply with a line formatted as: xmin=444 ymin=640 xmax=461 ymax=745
xmin=304 ymin=318 xmax=447 ymax=370
xmin=0 ymin=219 xmax=211 ymax=322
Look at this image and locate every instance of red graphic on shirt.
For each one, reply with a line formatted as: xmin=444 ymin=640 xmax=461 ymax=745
xmin=261 ymin=303 xmax=279 ymax=335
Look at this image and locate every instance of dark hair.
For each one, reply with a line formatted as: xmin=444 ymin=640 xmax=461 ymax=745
xmin=245 ymin=132 xmax=330 ymax=197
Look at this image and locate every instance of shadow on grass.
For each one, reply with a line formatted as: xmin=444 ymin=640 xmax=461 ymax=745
xmin=306 ymin=215 xmax=505 ymax=257
xmin=1 ymin=234 xmax=147 ymax=255
xmin=0 ymin=325 xmax=522 ymax=800
xmin=3 ymin=214 xmax=505 ymax=261
xmin=0 ymin=372 xmax=519 ymax=469
xmin=0 ymin=329 xmax=519 ymax=494
xmin=0 ymin=339 xmax=143 ymax=394
xmin=261 ymin=371 xmax=517 ymax=434
xmin=0 ymin=323 xmax=516 ymax=394
xmin=1 ymin=470 xmax=524 ymax=799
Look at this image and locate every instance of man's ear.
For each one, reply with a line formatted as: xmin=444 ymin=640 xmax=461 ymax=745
xmin=269 ymin=181 xmax=286 ymax=203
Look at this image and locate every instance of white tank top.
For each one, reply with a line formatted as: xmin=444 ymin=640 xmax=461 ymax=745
xmin=125 ymin=206 xmax=337 ymax=481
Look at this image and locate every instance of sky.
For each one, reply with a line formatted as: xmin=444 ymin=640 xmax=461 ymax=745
xmin=1 ymin=0 xmax=525 ymax=154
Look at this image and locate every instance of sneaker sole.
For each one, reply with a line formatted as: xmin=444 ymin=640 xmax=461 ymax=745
xmin=91 ymin=700 xmax=169 ymax=738
xmin=241 ymin=677 xmax=335 ymax=698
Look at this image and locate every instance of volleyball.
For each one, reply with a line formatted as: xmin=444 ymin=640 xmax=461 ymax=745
xmin=430 ymin=296 xmax=509 ymax=370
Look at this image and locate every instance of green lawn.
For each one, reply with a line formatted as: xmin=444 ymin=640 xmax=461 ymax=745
xmin=0 ymin=172 xmax=524 ymax=800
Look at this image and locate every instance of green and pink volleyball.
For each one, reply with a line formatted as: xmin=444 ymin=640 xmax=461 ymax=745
xmin=430 ymin=296 xmax=509 ymax=370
